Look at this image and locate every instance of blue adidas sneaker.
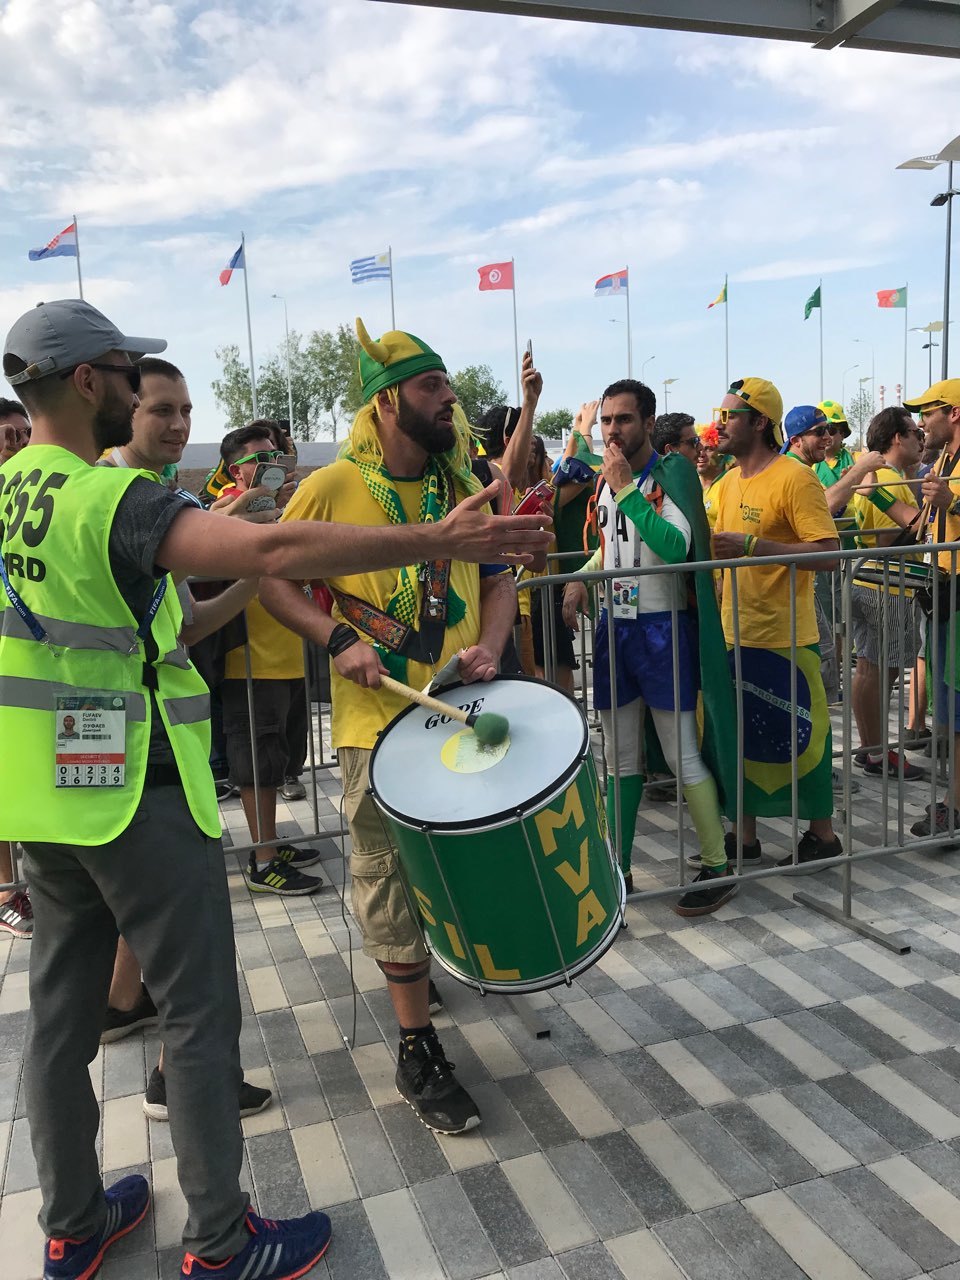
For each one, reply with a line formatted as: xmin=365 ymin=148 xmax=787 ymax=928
xmin=181 ymin=1208 xmax=332 ymax=1278
xmin=44 ymin=1173 xmax=150 ymax=1280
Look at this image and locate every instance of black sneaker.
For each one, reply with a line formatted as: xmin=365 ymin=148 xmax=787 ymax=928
xmin=396 ymin=1027 xmax=481 ymax=1134
xmin=854 ymin=748 xmax=871 ymax=768
xmin=278 ymin=777 xmax=307 ymax=801
xmin=246 ymin=855 xmax=322 ymax=896
xmin=776 ymin=831 xmax=842 ymax=874
xmin=623 ymin=871 xmax=634 ymax=894
xmin=675 ymin=866 xmax=738 ymax=917
xmin=862 ymin=751 xmax=925 ymax=781
xmin=428 ymin=980 xmax=443 ymax=1013
xmin=274 ymin=842 xmax=322 ymax=870
xmin=0 ymin=889 xmax=32 ymax=939
xmin=911 ymin=802 xmax=960 ymax=838
xmin=143 ymin=1066 xmax=272 ymax=1122
xmin=101 ymin=985 xmax=159 ymax=1044
xmin=215 ymin=778 xmax=240 ymax=801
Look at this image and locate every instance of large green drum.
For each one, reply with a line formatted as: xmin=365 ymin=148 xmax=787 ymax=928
xmin=369 ymin=675 xmax=625 ymax=993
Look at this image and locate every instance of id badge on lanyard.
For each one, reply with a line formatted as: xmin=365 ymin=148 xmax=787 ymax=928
xmin=610 ymin=453 xmax=658 ymax=621
xmin=55 ymin=694 xmax=126 ymax=787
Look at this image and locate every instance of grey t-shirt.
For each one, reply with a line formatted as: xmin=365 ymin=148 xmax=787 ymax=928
xmin=107 ymin=477 xmax=193 ymax=763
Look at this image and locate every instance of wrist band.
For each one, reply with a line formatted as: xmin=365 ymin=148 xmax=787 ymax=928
xmin=743 ymin=534 xmax=757 ymax=557
xmin=327 ymin=623 xmax=360 ymax=657
xmin=949 ymin=497 xmax=960 ymax=519
xmin=868 ymin=485 xmax=896 ymax=513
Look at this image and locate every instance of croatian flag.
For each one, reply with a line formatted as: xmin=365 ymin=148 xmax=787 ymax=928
xmin=28 ymin=222 xmax=78 ymax=261
xmin=219 ymin=243 xmax=244 ymax=286
xmin=595 ymin=269 xmax=628 ymax=296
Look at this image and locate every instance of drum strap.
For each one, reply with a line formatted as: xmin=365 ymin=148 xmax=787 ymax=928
xmin=330 ymin=556 xmax=452 ymax=666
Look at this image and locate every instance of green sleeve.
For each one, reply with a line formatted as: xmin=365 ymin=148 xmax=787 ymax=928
xmin=614 ymin=484 xmax=688 ymax=565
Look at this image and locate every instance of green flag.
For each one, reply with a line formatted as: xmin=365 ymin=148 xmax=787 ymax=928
xmin=804 ymin=284 xmax=821 ymax=321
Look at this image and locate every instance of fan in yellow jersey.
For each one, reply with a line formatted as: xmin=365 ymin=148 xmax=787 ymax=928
xmin=260 ymin=320 xmax=520 ymax=1138
xmin=849 ymin=406 xmax=925 ymax=780
xmin=712 ymin=378 xmax=842 ymax=872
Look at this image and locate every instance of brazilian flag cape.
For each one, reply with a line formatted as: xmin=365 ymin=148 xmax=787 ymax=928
xmin=645 ymin=453 xmax=739 ymax=817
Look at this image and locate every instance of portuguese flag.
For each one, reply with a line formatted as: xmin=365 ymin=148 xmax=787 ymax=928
xmin=877 ymin=286 xmax=907 ymax=308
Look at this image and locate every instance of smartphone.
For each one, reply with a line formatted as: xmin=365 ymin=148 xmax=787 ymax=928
xmin=513 ymin=480 xmax=554 ymax=517
xmin=276 ymin=453 xmax=297 ymax=473
xmin=251 ymin=462 xmax=287 ymax=491
xmin=525 ymin=339 xmax=533 ymax=361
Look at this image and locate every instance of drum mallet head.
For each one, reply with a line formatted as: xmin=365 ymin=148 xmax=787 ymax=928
xmin=469 ymin=709 xmax=509 ymax=747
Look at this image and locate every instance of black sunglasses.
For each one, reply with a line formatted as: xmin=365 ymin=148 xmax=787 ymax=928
xmin=60 ymin=362 xmax=142 ymax=394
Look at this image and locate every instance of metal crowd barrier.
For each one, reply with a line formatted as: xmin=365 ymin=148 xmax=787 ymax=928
xmin=518 ymin=538 xmax=960 ymax=954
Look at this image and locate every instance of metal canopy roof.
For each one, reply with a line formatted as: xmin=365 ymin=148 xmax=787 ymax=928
xmin=381 ymin=0 xmax=960 ymax=58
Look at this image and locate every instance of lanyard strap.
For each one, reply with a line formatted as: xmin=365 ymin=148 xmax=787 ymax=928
xmin=613 ymin=451 xmax=659 ymax=570
xmin=0 ymin=551 xmax=167 ymax=653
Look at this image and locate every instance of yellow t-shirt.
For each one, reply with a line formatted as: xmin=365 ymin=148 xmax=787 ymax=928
xmin=715 ymin=454 xmax=837 ymax=648
xmin=928 ymin=453 xmax=960 ymax=571
xmin=702 ymin=471 xmax=727 ymax=531
xmin=852 ymin=465 xmax=922 ymax=595
xmin=280 ymin=458 xmax=487 ymax=750
xmin=224 ymin=594 xmax=306 ymax=681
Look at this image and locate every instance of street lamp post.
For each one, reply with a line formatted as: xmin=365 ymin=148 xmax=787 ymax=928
xmin=641 ymin=354 xmax=656 ymax=383
xmin=897 ymin=134 xmax=960 ymax=377
xmin=841 ymin=363 xmax=859 ymax=406
xmin=272 ymin=293 xmax=295 ymax=433
xmin=662 ymin=377 xmax=678 ymax=412
xmin=857 ymin=377 xmax=873 ymax=448
xmin=853 ymin=339 xmax=875 ymax=411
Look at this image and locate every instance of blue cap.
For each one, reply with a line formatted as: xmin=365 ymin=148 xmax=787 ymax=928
xmin=780 ymin=404 xmax=827 ymax=452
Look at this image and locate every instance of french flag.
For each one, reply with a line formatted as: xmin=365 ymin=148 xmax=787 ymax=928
xmin=28 ymin=222 xmax=78 ymax=261
xmin=595 ymin=268 xmax=628 ymax=296
xmin=219 ymin=243 xmax=244 ymax=286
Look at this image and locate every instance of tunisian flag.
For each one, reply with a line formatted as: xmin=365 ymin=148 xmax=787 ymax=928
xmin=478 ymin=261 xmax=514 ymax=291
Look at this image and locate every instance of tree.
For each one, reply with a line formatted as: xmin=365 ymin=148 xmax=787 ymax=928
xmin=536 ymin=407 xmax=573 ymax=439
xmin=450 ymin=364 xmax=507 ymax=427
xmin=845 ymin=388 xmax=874 ymax=448
xmin=211 ymin=324 xmax=363 ymax=441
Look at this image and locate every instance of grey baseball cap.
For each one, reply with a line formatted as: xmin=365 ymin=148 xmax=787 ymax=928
xmin=3 ymin=299 xmax=166 ymax=386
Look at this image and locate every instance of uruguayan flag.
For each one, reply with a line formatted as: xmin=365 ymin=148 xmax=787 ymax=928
xmin=350 ymin=252 xmax=391 ymax=284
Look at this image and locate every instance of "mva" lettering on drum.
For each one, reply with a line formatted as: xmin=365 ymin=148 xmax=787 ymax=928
xmin=534 ymin=782 xmax=607 ymax=948
xmin=423 ymin=699 xmax=484 ymax=729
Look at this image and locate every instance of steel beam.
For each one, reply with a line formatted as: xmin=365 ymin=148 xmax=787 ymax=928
xmin=814 ymin=0 xmax=900 ymax=48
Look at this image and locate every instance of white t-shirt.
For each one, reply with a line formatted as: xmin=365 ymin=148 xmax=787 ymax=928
xmin=596 ymin=475 xmax=692 ymax=614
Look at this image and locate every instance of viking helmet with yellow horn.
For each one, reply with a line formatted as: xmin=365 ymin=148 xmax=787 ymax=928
xmin=356 ymin=317 xmax=446 ymax=403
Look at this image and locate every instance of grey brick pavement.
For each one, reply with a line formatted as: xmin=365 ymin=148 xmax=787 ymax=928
xmin=5 ymin=716 xmax=960 ymax=1277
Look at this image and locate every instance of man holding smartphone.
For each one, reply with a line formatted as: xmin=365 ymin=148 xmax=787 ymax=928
xmin=217 ymin=425 xmax=321 ymax=894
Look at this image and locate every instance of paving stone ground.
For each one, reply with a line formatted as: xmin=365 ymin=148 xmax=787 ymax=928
xmin=5 ymin=705 xmax=960 ymax=1278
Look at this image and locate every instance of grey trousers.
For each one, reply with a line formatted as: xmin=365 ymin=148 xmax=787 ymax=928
xmin=22 ymin=784 xmax=250 ymax=1259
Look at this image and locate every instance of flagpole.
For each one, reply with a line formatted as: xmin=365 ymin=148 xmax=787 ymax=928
xmin=724 ymin=273 xmax=729 ymax=386
xmin=903 ymin=282 xmax=908 ymax=398
xmin=73 ymin=213 xmax=84 ymax=300
xmin=818 ymin=277 xmax=824 ymax=401
xmin=388 ymin=245 xmax=396 ymax=329
xmin=511 ymin=257 xmax=520 ymax=404
xmin=625 ymin=265 xmax=633 ymax=377
xmin=241 ymin=231 xmax=258 ymax=418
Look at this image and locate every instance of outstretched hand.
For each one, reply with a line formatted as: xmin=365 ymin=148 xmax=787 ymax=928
xmin=439 ymin=481 xmax=552 ymax=565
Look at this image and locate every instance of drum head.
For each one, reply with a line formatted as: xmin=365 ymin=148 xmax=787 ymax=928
xmin=369 ymin=675 xmax=588 ymax=830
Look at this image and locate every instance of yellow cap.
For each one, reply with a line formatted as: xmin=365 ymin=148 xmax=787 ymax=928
xmin=903 ymin=378 xmax=960 ymax=411
xmin=818 ymin=399 xmax=850 ymax=436
xmin=728 ymin=377 xmax=784 ymax=445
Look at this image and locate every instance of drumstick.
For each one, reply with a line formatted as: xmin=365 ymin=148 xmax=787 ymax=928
xmin=379 ymin=674 xmax=510 ymax=746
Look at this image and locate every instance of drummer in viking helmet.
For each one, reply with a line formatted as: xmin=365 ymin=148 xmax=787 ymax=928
xmin=260 ymin=321 xmax=522 ymax=1135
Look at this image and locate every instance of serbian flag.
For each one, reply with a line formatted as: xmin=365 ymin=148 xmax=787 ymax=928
xmin=219 ymin=243 xmax=244 ymax=286
xmin=877 ymin=286 xmax=907 ymax=308
xmin=28 ymin=222 xmax=77 ymax=261
xmin=478 ymin=261 xmax=514 ymax=291
xmin=595 ymin=269 xmax=628 ymax=295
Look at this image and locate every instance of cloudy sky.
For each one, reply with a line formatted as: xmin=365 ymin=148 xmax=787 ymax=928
xmin=0 ymin=0 xmax=957 ymax=441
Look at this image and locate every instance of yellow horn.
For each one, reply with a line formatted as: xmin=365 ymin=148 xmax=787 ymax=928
xmin=356 ymin=317 xmax=389 ymax=365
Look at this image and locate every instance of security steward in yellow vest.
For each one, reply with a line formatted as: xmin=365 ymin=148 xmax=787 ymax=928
xmin=0 ymin=300 xmax=551 ymax=1280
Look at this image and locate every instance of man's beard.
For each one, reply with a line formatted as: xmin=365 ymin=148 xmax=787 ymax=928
xmin=396 ymin=395 xmax=455 ymax=455
xmin=92 ymin=389 xmax=134 ymax=454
